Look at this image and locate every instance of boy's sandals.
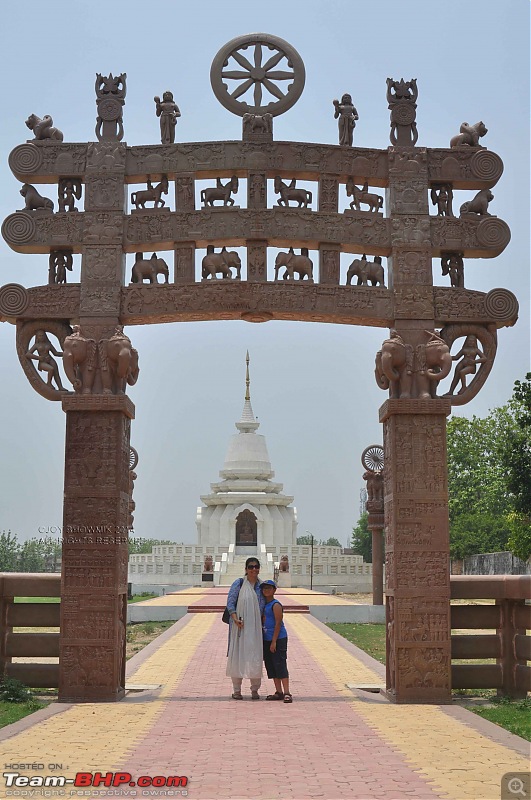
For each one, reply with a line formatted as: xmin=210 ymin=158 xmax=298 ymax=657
xmin=231 ymin=691 xmax=243 ymax=700
xmin=266 ymin=691 xmax=284 ymax=701
xmin=283 ymin=693 xmax=293 ymax=703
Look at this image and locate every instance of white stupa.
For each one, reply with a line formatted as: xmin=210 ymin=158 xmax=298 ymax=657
xmin=196 ymin=352 xmax=297 ymax=552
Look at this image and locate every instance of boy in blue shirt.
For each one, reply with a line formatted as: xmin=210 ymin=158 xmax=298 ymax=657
xmin=261 ymin=580 xmax=292 ymax=703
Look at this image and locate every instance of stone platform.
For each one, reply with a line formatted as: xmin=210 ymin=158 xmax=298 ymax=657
xmin=127 ymin=587 xmax=385 ymax=624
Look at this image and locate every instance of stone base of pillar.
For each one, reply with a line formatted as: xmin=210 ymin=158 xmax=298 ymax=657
xmin=380 ymin=398 xmax=452 ymax=704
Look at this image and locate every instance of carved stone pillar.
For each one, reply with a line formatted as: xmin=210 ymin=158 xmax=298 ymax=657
xmin=318 ymin=175 xmax=338 ymax=212
xmin=59 ymin=395 xmax=133 ymax=702
xmin=60 ymin=140 xmax=131 ymax=702
xmin=380 ymin=399 xmax=452 ymax=703
xmin=366 ymin=498 xmax=384 ymax=606
xmin=319 ymin=244 xmax=340 ymax=285
xmin=247 ymin=240 xmax=268 ymax=282
xmin=174 ymin=241 xmax=196 ymax=283
xmin=247 ymin=172 xmax=267 ymax=210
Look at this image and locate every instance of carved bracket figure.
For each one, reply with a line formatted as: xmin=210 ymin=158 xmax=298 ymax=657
xmin=202 ymin=246 xmax=241 ymax=280
xmin=200 ymin=176 xmax=239 ymax=207
xmin=386 ymin=78 xmax=418 ymax=146
xmin=131 ymin=177 xmax=168 ymax=210
xmin=95 ymin=72 xmax=126 ymax=142
xmin=25 ymin=114 xmax=63 ymax=142
xmin=274 ymin=176 xmax=312 ymax=208
xmin=49 ymin=250 xmax=74 ymax=285
xmin=375 ymin=329 xmax=452 ymax=399
xmin=19 ymin=183 xmax=54 ymax=212
xmin=58 ymin=179 xmax=82 ymax=212
xmin=16 ymin=320 xmax=72 ymax=401
xmin=460 ymin=189 xmax=493 ymax=217
xmin=274 ymin=248 xmax=313 ymax=282
xmin=346 ymin=179 xmax=383 ymax=213
xmin=62 ymin=325 xmax=98 ymax=394
xmin=347 ymin=255 xmax=385 ymax=287
xmin=130 ymin=252 xmax=169 ymax=284
xmin=440 ymin=323 xmax=497 ymax=406
xmin=441 ymin=253 xmax=464 ymax=288
xmin=430 ymin=184 xmax=454 ymax=217
xmin=333 ymin=93 xmax=358 ymax=146
xmin=450 ymin=121 xmax=487 ymax=148
xmin=154 ymin=91 xmax=180 ymax=145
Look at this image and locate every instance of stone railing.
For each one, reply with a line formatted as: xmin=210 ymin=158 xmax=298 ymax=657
xmin=451 ymin=575 xmax=530 ymax=698
xmin=0 ymin=573 xmax=60 ymax=688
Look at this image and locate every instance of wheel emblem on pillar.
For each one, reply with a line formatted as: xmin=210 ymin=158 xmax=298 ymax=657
xmin=129 ymin=446 xmax=138 ymax=471
xmin=210 ymin=33 xmax=305 ymax=117
xmin=361 ymin=444 xmax=384 ymax=472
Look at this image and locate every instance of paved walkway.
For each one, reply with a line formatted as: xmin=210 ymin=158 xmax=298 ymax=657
xmin=1 ymin=609 xmax=528 ymax=800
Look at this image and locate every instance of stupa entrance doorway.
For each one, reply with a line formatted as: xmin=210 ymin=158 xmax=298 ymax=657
xmin=235 ymin=510 xmax=258 ymax=547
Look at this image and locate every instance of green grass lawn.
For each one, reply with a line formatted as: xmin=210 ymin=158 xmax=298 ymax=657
xmin=14 ymin=597 xmax=60 ymax=603
xmin=128 ymin=593 xmax=158 ymax=603
xmin=327 ymin=623 xmax=386 ymax=663
xmin=0 ymin=699 xmax=46 ymax=728
xmin=469 ymin=698 xmax=531 ymax=741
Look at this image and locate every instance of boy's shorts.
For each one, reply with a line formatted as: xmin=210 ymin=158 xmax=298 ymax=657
xmin=263 ymin=636 xmax=289 ymax=679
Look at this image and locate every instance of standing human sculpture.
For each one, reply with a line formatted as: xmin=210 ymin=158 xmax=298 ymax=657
xmin=26 ymin=330 xmax=65 ymax=391
xmin=154 ymin=91 xmax=181 ymax=144
xmin=333 ymin=93 xmax=358 ymax=146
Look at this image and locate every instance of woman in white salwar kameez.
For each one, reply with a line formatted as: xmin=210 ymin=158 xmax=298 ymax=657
xmin=226 ymin=558 xmax=265 ymax=699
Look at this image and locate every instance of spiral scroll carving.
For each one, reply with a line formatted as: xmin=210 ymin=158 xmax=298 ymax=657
xmin=470 ymin=150 xmax=503 ymax=183
xmin=0 ymin=284 xmax=29 ymax=316
xmin=484 ymin=288 xmax=519 ymax=322
xmin=476 ymin=217 xmax=511 ymax=250
xmin=8 ymin=144 xmax=43 ymax=174
xmin=1 ymin=213 xmax=37 ymax=246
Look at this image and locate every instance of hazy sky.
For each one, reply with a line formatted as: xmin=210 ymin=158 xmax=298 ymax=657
xmin=0 ymin=0 xmax=529 ymax=548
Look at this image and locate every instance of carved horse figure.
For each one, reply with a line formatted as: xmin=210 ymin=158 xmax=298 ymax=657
xmin=201 ymin=176 xmax=239 ymax=207
xmin=274 ymin=249 xmax=313 ymax=281
xmin=346 ymin=179 xmax=383 ymax=212
xmin=202 ymin=247 xmax=241 ymax=280
xmin=274 ymin=176 xmax=312 ymax=208
xmin=346 ymin=255 xmax=386 ymax=287
xmin=130 ymin=176 xmax=169 ymax=209
xmin=130 ymin=252 xmax=169 ymax=284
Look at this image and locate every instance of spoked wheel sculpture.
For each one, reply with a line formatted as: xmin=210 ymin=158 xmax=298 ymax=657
xmin=361 ymin=444 xmax=384 ymax=473
xmin=210 ymin=33 xmax=305 ymax=116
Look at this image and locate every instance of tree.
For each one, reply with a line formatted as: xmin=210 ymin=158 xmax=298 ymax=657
xmin=128 ymin=538 xmax=175 ymax=555
xmin=447 ymin=375 xmax=531 ymax=561
xmin=296 ymin=535 xmax=313 ymax=545
xmin=18 ymin=539 xmax=45 ymax=572
xmin=351 ymin=513 xmax=372 ymax=562
xmin=321 ymin=537 xmax=342 ymax=548
xmin=0 ymin=530 xmax=20 ymax=571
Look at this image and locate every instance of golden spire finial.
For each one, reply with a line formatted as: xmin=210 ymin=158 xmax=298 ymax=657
xmin=245 ymin=350 xmax=250 ymax=401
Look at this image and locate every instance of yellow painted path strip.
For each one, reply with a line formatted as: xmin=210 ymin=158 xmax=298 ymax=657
xmin=290 ymin=615 xmax=529 ymax=800
xmin=0 ymin=615 xmax=214 ymax=776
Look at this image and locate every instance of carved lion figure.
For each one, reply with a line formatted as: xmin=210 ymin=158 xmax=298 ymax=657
xmin=459 ymin=189 xmax=493 ymax=217
xmin=450 ymin=121 xmax=487 ymax=148
xmin=25 ymin=114 xmax=64 ymax=142
xmin=20 ymin=183 xmax=54 ymax=212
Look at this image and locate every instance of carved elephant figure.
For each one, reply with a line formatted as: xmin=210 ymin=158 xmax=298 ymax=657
xmin=62 ymin=326 xmax=97 ymax=394
xmin=417 ymin=334 xmax=452 ymax=398
xmin=375 ymin=330 xmax=451 ymax=399
xmin=375 ymin=331 xmax=414 ymax=399
xmin=99 ymin=329 xmax=139 ymax=395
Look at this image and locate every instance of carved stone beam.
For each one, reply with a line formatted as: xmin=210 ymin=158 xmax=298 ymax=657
xmin=427 ymin=148 xmax=504 ymax=189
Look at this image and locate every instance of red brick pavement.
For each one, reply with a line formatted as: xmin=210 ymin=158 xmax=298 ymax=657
xmin=120 ymin=617 xmax=445 ymax=800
